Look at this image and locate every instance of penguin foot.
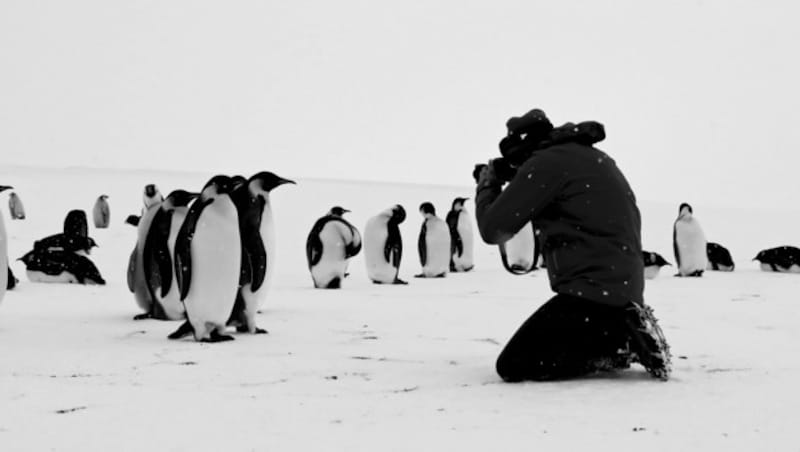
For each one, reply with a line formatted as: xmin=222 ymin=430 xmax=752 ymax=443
xmin=371 ymin=280 xmax=384 ymax=285
xmin=235 ymin=325 xmax=268 ymax=334
xmin=434 ymin=272 xmax=446 ymax=278
xmin=133 ymin=312 xmax=153 ymax=321
xmin=393 ymin=278 xmax=408 ymax=285
xmin=168 ymin=321 xmax=194 ymax=340
xmin=414 ymin=273 xmax=425 ymax=278
xmin=203 ymin=331 xmax=235 ymax=343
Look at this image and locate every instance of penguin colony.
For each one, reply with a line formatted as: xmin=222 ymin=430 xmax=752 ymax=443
xmin=1 ymin=177 xmax=798 ymax=343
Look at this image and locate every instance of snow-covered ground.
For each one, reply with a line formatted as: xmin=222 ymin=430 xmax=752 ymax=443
xmin=1 ymin=166 xmax=798 ymax=451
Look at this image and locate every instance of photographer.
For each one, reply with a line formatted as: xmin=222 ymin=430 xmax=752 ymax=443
xmin=475 ymin=109 xmax=671 ymax=381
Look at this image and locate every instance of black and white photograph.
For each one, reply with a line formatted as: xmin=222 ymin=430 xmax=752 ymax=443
xmin=1 ymin=1 xmax=798 ymax=450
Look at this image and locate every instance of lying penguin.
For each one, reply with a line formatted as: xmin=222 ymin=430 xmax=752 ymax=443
xmin=753 ymin=246 xmax=800 ymax=273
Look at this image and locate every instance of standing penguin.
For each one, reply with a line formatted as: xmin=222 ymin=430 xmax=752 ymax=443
xmin=498 ymin=221 xmax=540 ymax=274
xmin=306 ymin=206 xmax=362 ymax=289
xmin=169 ymin=175 xmax=242 ymax=342
xmin=642 ymin=251 xmax=671 ymax=279
xmin=8 ymin=192 xmax=25 ymax=220
xmin=93 ymin=195 xmax=110 ymax=228
xmin=227 ymin=172 xmax=295 ymax=334
xmin=0 ymin=185 xmax=11 ymax=304
xmin=128 ymin=184 xmax=167 ymax=320
xmin=364 ymin=204 xmax=407 ymax=284
xmin=446 ymin=197 xmax=474 ymax=272
xmin=707 ymin=242 xmax=735 ymax=272
xmin=673 ymin=202 xmax=707 ymax=277
xmin=140 ymin=190 xmax=198 ymax=321
xmin=416 ymin=202 xmax=451 ymax=278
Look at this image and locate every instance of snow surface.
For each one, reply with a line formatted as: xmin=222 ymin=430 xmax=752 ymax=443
xmin=1 ymin=166 xmax=799 ymax=451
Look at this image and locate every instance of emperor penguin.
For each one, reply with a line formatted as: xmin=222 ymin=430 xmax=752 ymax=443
xmin=93 ymin=195 xmax=110 ymax=228
xmin=306 ymin=206 xmax=362 ymax=289
xmin=498 ymin=221 xmax=540 ymax=275
xmin=753 ymin=246 xmax=800 ymax=273
xmin=673 ymin=203 xmax=707 ymax=277
xmin=416 ymin=202 xmax=451 ymax=278
xmin=364 ymin=204 xmax=407 ymax=284
xmin=19 ymin=249 xmax=105 ymax=284
xmin=0 ymin=185 xmax=11 ymax=304
xmin=8 ymin=192 xmax=25 ymax=220
xmin=706 ymin=242 xmax=735 ymax=272
xmin=446 ymin=197 xmax=474 ymax=272
xmin=139 ymin=190 xmax=199 ymax=321
xmin=642 ymin=250 xmax=671 ymax=279
xmin=168 ymin=175 xmax=242 ymax=342
xmin=128 ymin=184 xmax=167 ymax=320
xmin=227 ymin=172 xmax=295 ymax=334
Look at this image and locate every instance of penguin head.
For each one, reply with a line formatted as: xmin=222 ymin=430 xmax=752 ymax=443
xmin=201 ymin=175 xmax=237 ymax=199
xmin=753 ymin=250 xmax=765 ymax=262
xmin=329 ymin=206 xmax=350 ymax=217
xmin=654 ymin=253 xmax=671 ymax=267
xmin=678 ymin=203 xmax=693 ymax=217
xmin=391 ymin=204 xmax=406 ymax=223
xmin=451 ymin=197 xmax=469 ymax=211
xmin=0 ymin=185 xmax=13 ymax=193
xmin=164 ymin=190 xmax=199 ymax=210
xmin=143 ymin=184 xmax=163 ymax=208
xmin=419 ymin=202 xmax=436 ymax=217
xmin=248 ymin=172 xmax=296 ymax=194
xmin=99 ymin=194 xmax=109 ymax=201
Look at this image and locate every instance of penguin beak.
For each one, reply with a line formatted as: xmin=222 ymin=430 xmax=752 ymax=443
xmin=0 ymin=185 xmax=13 ymax=192
xmin=279 ymin=178 xmax=296 ymax=186
xmin=342 ymin=208 xmax=351 ymax=213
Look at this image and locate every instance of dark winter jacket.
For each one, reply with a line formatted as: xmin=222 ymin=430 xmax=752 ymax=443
xmin=475 ymin=141 xmax=643 ymax=308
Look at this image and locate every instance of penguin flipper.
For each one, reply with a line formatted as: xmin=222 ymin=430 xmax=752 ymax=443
xmin=672 ymin=223 xmax=681 ymax=269
xmin=248 ymin=238 xmax=267 ymax=293
xmin=175 ymin=198 xmax=214 ymax=301
xmin=306 ymin=218 xmax=326 ymax=268
xmin=144 ymin=209 xmax=173 ymax=299
xmin=446 ymin=211 xmax=464 ymax=257
xmin=126 ymin=247 xmax=137 ymax=293
xmin=418 ymin=222 xmax=428 ymax=267
xmin=341 ymin=219 xmax=362 ymax=259
xmin=386 ymin=220 xmax=403 ymax=269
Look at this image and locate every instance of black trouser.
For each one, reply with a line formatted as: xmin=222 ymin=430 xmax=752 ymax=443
xmin=496 ymin=294 xmax=630 ymax=382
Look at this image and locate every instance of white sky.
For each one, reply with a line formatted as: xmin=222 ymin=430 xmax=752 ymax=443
xmin=1 ymin=0 xmax=798 ymax=209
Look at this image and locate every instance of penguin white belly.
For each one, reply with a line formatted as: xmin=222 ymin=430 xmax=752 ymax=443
xmin=311 ymin=221 xmax=350 ymax=288
xmin=675 ymin=220 xmax=707 ymax=275
xmin=452 ymin=214 xmax=474 ymax=271
xmin=26 ymin=270 xmax=79 ymax=284
xmin=644 ymin=265 xmax=661 ymax=280
xmin=184 ymin=201 xmax=241 ymax=338
xmin=504 ymin=223 xmax=535 ymax=269
xmin=155 ymin=209 xmax=188 ymax=320
xmin=422 ymin=219 xmax=451 ymax=277
xmin=760 ymin=263 xmax=800 ymax=273
xmin=364 ymin=218 xmax=396 ymax=283
xmin=1 ymin=213 xmax=7 ymax=304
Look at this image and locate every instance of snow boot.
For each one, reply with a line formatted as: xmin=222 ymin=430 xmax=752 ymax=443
xmin=624 ymin=302 xmax=671 ymax=381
